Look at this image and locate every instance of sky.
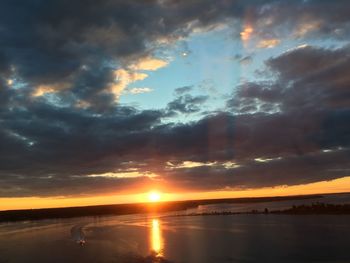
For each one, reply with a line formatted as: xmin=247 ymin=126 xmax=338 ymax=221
xmin=0 ymin=0 xmax=350 ymax=210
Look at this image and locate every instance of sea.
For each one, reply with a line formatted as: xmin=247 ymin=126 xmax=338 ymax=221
xmin=0 ymin=193 xmax=350 ymax=263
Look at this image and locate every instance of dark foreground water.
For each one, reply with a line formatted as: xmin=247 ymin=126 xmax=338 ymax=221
xmin=0 ymin=211 xmax=350 ymax=263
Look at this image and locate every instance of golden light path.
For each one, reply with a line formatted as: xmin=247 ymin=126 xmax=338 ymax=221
xmin=150 ymin=218 xmax=163 ymax=256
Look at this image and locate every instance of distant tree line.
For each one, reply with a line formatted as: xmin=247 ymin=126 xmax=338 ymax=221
xmin=0 ymin=194 xmax=336 ymax=222
xmin=175 ymin=203 xmax=350 ymax=217
xmin=272 ymin=203 xmax=350 ymax=215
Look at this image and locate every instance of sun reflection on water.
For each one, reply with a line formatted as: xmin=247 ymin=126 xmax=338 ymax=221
xmin=150 ymin=218 xmax=163 ymax=256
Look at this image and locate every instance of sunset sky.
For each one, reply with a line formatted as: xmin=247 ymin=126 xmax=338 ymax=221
xmin=0 ymin=0 xmax=350 ymax=210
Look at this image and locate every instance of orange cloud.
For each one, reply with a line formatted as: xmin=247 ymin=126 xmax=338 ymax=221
xmin=110 ymin=56 xmax=168 ymax=98
xmin=240 ymin=25 xmax=254 ymax=42
xmin=257 ymin=38 xmax=281 ymax=48
xmin=110 ymin=69 xmax=148 ymax=98
xmin=129 ymin=57 xmax=168 ymax=71
xmin=32 ymin=83 xmax=70 ymax=97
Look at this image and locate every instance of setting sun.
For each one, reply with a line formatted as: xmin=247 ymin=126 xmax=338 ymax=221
xmin=148 ymin=191 xmax=162 ymax=202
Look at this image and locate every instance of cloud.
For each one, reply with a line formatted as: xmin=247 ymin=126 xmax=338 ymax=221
xmin=174 ymin=86 xmax=193 ymax=95
xmin=293 ymin=19 xmax=322 ymax=38
xmin=230 ymin=45 xmax=350 ymax=113
xmin=166 ymin=94 xmax=208 ymax=115
xmin=1 ymin=0 xmax=350 ymax=107
xmin=236 ymin=1 xmax=350 ymax=51
xmin=0 ymin=0 xmax=259 ymax=109
xmin=257 ymin=38 xmax=280 ymax=48
xmin=110 ymin=56 xmax=168 ymax=97
xmin=161 ymin=149 xmax=350 ymax=191
xmin=129 ymin=57 xmax=168 ymax=71
xmin=87 ymin=171 xmax=158 ymax=179
xmin=0 ymin=1 xmax=350 ymax=198
xmin=0 ymin=92 xmax=349 ymax=197
xmin=240 ymin=56 xmax=253 ymax=65
xmin=32 ymin=83 xmax=71 ymax=97
xmin=240 ymin=25 xmax=254 ymax=42
xmin=128 ymin=87 xmax=153 ymax=94
xmin=111 ymin=69 xmax=149 ymax=98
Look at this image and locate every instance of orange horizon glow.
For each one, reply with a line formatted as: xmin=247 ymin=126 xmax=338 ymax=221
xmin=1 ymin=176 xmax=350 ymax=211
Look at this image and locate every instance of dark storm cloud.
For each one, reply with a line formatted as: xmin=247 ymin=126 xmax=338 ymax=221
xmin=2 ymin=1 xmax=348 ymax=84
xmin=266 ymin=45 xmax=350 ymax=83
xmin=230 ymin=45 xmax=350 ymax=146
xmin=0 ymin=0 xmax=349 ymax=103
xmin=2 ymin=102 xmax=348 ymax=197
xmin=0 ymin=106 xmax=349 ymax=197
xmin=0 ymin=0 xmax=243 ymax=106
xmin=0 ymin=0 xmax=350 ymax=197
xmin=166 ymin=94 xmax=208 ymax=115
xmin=232 ymin=45 xmax=350 ymax=113
xmin=158 ymin=148 xmax=350 ymax=191
xmin=245 ymin=0 xmax=350 ymax=41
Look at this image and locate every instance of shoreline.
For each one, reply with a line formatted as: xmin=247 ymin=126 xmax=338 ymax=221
xmin=1 ymin=193 xmax=349 ymax=222
xmin=166 ymin=202 xmax=350 ymax=218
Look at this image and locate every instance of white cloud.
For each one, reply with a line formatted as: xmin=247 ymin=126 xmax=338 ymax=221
xmin=128 ymin=87 xmax=153 ymax=94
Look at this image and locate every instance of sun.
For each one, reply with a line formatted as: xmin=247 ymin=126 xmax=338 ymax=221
xmin=148 ymin=191 xmax=161 ymax=202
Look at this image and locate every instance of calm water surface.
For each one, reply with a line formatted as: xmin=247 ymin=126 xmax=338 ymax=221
xmin=0 ymin=213 xmax=350 ymax=263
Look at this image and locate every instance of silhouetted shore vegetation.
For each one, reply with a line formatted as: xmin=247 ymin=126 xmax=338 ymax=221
xmin=274 ymin=203 xmax=350 ymax=215
xmin=0 ymin=194 xmax=323 ymax=222
xmin=176 ymin=203 xmax=350 ymax=217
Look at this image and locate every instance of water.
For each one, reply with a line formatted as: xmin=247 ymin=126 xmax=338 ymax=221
xmin=1 ymin=195 xmax=350 ymax=263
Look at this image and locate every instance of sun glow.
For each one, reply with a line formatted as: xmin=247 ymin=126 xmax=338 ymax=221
xmin=148 ymin=191 xmax=161 ymax=202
